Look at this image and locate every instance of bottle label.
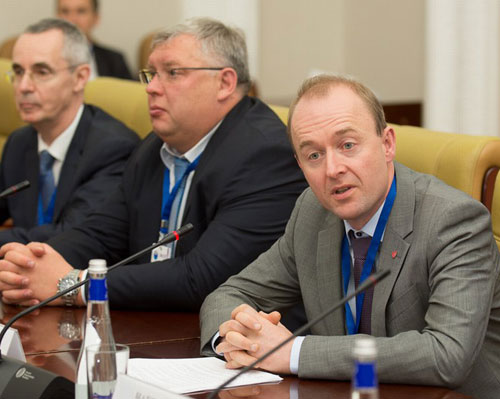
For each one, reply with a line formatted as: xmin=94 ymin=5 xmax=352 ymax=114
xmin=89 ymin=278 xmax=108 ymax=301
xmin=353 ymin=362 xmax=377 ymax=389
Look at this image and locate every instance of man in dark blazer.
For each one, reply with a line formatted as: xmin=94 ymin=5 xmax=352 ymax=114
xmin=57 ymin=0 xmax=132 ymax=80
xmin=199 ymin=76 xmax=500 ymax=399
xmin=91 ymin=43 xmax=132 ymax=80
xmin=0 ymin=18 xmax=306 ymax=311
xmin=0 ymin=19 xmax=139 ymax=245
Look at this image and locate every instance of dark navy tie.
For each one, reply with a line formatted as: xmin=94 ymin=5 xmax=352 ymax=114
xmin=349 ymin=229 xmax=374 ymax=334
xmin=39 ymin=150 xmax=56 ymax=210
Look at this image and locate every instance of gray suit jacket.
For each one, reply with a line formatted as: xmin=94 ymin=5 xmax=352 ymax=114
xmin=200 ymin=162 xmax=500 ymax=399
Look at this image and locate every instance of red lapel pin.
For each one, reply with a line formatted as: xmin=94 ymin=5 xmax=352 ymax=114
xmin=392 ymin=251 xmax=397 ymax=259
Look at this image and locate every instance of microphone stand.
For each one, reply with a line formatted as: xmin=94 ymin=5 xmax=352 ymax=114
xmin=207 ymin=268 xmax=390 ymax=399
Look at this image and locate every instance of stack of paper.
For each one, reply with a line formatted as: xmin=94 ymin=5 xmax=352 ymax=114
xmin=127 ymin=357 xmax=283 ymax=394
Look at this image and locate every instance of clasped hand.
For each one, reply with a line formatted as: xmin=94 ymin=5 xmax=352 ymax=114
xmin=216 ymin=304 xmax=294 ymax=375
xmin=0 ymin=242 xmax=73 ymax=306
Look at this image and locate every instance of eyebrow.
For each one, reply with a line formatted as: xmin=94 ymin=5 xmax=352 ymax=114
xmin=297 ymin=128 xmax=356 ymax=150
xmin=12 ymin=62 xmax=53 ymax=70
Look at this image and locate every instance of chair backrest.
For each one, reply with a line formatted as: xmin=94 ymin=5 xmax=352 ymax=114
xmin=0 ymin=57 xmax=25 ymax=149
xmin=393 ymin=124 xmax=500 ymax=207
xmin=490 ymin=173 xmax=500 ymax=250
xmin=0 ymin=36 xmax=17 ymax=59
xmin=84 ymin=77 xmax=152 ymax=138
xmin=138 ymin=31 xmax=157 ymax=71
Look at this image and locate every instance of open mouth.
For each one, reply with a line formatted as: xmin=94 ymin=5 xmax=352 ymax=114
xmin=335 ymin=186 xmax=351 ymax=194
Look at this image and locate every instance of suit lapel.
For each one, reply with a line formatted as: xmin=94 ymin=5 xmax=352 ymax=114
xmin=371 ymin=163 xmax=415 ymax=336
xmin=316 ymin=214 xmax=346 ymax=335
xmin=53 ymin=106 xmax=90 ymax=220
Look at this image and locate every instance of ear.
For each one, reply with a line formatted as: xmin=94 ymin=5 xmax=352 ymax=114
xmin=382 ymin=126 xmax=396 ymax=162
xmin=216 ymin=67 xmax=238 ymax=101
xmin=72 ymin=64 xmax=90 ymax=93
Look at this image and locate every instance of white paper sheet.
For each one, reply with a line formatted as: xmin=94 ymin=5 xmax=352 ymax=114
xmin=127 ymin=357 xmax=283 ymax=394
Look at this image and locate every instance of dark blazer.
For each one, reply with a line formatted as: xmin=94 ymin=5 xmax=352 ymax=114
xmin=0 ymin=104 xmax=140 ymax=244
xmin=48 ymin=96 xmax=308 ymax=311
xmin=93 ymin=43 xmax=133 ymax=80
xmin=200 ymin=162 xmax=500 ymax=399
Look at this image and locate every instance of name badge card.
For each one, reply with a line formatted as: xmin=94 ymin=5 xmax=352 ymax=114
xmin=151 ymin=231 xmax=172 ymax=262
xmin=0 ymin=324 xmax=26 ymax=362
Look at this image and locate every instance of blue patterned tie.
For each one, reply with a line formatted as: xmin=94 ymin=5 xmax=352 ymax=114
xmin=349 ymin=230 xmax=373 ymax=334
xmin=39 ymin=150 xmax=56 ymax=211
xmin=169 ymin=157 xmax=190 ymax=230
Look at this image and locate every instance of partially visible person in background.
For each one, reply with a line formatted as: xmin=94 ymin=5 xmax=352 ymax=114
xmin=56 ymin=0 xmax=133 ymax=80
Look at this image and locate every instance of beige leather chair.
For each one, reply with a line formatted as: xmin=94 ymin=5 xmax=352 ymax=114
xmin=490 ymin=174 xmax=500 ymax=250
xmin=84 ymin=77 xmax=152 ymax=137
xmin=0 ymin=36 xmax=17 ymax=59
xmin=393 ymin=124 xmax=500 ymax=209
xmin=0 ymin=57 xmax=24 ymax=149
xmin=138 ymin=31 xmax=157 ymax=71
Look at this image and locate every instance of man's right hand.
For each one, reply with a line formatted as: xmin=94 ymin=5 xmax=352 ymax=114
xmin=216 ymin=304 xmax=294 ymax=375
xmin=0 ymin=242 xmax=74 ymax=306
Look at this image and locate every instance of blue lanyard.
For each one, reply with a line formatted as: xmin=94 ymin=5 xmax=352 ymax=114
xmin=37 ymin=189 xmax=57 ymax=225
xmin=160 ymin=155 xmax=201 ymax=234
xmin=341 ymin=176 xmax=397 ymax=335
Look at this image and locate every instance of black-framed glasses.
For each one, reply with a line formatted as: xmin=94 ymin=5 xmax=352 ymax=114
xmin=138 ymin=67 xmax=225 ymax=84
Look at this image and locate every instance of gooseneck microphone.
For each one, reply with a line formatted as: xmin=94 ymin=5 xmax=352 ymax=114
xmin=207 ymin=268 xmax=390 ymax=399
xmin=0 ymin=180 xmax=30 ymax=199
xmin=0 ymin=223 xmax=194 ymax=399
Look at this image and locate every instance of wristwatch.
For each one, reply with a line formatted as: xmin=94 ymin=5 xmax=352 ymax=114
xmin=57 ymin=269 xmax=81 ymax=306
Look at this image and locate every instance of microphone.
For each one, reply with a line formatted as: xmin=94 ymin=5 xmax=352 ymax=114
xmin=207 ymin=268 xmax=390 ymax=399
xmin=0 ymin=223 xmax=194 ymax=399
xmin=0 ymin=180 xmax=30 ymax=199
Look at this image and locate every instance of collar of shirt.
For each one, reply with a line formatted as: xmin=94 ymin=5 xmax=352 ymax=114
xmin=160 ymin=119 xmax=223 ymax=169
xmin=343 ymin=199 xmax=387 ymax=244
xmin=37 ymin=104 xmax=84 ymax=183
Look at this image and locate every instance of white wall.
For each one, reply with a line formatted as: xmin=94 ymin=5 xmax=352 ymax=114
xmin=0 ymin=0 xmax=426 ymax=106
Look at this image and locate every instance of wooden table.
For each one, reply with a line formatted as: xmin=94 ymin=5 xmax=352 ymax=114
xmin=0 ymin=304 xmax=473 ymax=399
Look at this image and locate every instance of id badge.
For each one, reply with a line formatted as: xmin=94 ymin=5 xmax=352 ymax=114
xmin=151 ymin=230 xmax=172 ymax=262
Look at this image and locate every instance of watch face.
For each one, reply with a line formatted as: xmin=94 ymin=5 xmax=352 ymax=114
xmin=60 ymin=277 xmax=78 ymax=298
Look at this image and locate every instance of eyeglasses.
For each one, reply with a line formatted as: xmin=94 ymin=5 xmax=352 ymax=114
xmin=6 ymin=65 xmax=80 ymax=85
xmin=138 ymin=67 xmax=225 ymax=84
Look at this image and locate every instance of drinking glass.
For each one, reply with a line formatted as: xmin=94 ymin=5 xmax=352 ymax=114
xmin=86 ymin=343 xmax=129 ymax=399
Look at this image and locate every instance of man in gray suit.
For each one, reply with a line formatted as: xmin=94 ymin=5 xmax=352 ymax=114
xmin=200 ymin=75 xmax=500 ymax=398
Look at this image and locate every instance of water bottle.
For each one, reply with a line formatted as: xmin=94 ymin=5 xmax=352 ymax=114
xmin=351 ymin=337 xmax=379 ymax=399
xmin=75 ymin=259 xmax=116 ymax=399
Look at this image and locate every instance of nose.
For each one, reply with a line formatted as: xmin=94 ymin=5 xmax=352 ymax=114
xmin=145 ymin=74 xmax=164 ymax=96
xmin=17 ymin=72 xmax=35 ymax=92
xmin=325 ymin=150 xmax=347 ymax=179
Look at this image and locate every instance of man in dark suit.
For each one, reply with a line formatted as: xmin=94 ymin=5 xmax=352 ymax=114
xmin=0 ymin=18 xmax=307 ymax=311
xmin=199 ymin=75 xmax=500 ymax=399
xmin=0 ymin=18 xmax=139 ymax=245
xmin=57 ymin=0 xmax=132 ymax=80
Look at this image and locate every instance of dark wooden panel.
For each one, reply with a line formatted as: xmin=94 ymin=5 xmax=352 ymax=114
xmin=383 ymin=102 xmax=422 ymax=127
